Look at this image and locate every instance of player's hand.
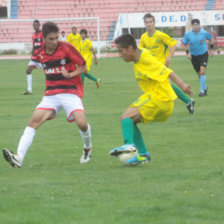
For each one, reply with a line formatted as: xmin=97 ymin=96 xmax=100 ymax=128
xmin=165 ymin=59 xmax=170 ymax=67
xmin=187 ymin=53 xmax=191 ymax=60
xmin=181 ymin=83 xmax=194 ymax=96
xmin=61 ymin=69 xmax=71 ymax=79
xmin=94 ymin=57 xmax=98 ymax=65
xmin=209 ymin=50 xmax=214 ymax=57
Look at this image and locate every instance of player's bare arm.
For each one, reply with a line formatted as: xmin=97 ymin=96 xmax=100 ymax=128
xmin=183 ymin=45 xmax=191 ymax=59
xmin=208 ymin=37 xmax=215 ymax=57
xmin=165 ymin=45 xmax=176 ymax=67
xmin=92 ymin=47 xmax=98 ymax=65
xmin=169 ymin=72 xmax=194 ymax=95
xmin=62 ymin=65 xmax=87 ymax=79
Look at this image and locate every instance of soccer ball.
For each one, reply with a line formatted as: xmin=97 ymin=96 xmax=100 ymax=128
xmin=118 ymin=151 xmax=137 ymax=165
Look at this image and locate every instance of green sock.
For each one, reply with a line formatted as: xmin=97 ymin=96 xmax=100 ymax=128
xmin=171 ymin=84 xmax=190 ymax=104
xmin=134 ymin=124 xmax=147 ymax=154
xmin=81 ymin=74 xmax=85 ymax=84
xmin=121 ymin=118 xmax=135 ymax=145
xmin=85 ymin=72 xmax=98 ymax=82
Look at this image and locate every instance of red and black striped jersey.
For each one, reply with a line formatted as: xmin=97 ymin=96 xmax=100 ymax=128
xmin=32 ymin=31 xmax=43 ymax=53
xmin=32 ymin=41 xmax=85 ymax=97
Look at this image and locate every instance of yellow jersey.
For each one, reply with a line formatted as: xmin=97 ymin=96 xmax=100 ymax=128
xmin=80 ymin=38 xmax=93 ymax=71
xmin=66 ymin=33 xmax=82 ymax=52
xmin=140 ymin=30 xmax=177 ymax=64
xmin=133 ymin=48 xmax=177 ymax=102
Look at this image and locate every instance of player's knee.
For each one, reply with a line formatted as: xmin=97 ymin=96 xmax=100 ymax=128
xmin=27 ymin=117 xmax=43 ymax=129
xmin=75 ymin=118 xmax=88 ymax=131
xmin=120 ymin=113 xmax=128 ymax=121
xmin=26 ymin=67 xmax=33 ymax=74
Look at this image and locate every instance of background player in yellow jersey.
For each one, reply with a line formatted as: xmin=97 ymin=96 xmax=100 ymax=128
xmin=79 ymin=29 xmax=101 ymax=88
xmin=109 ymin=34 xmax=193 ymax=165
xmin=140 ymin=13 xmax=195 ymax=114
xmin=66 ymin=26 xmax=82 ymax=52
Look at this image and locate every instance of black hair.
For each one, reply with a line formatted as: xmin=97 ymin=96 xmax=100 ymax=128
xmin=191 ymin=18 xmax=200 ymax=25
xmin=33 ymin=19 xmax=40 ymax=24
xmin=143 ymin=13 xmax=155 ymax=22
xmin=115 ymin=34 xmax=137 ymax=50
xmin=80 ymin=29 xmax=87 ymax=35
xmin=42 ymin=22 xmax=59 ymax=38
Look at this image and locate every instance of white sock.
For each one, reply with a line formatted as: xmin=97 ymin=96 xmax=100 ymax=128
xmin=17 ymin=126 xmax=36 ymax=162
xmin=79 ymin=124 xmax=92 ymax=149
xmin=27 ymin=74 xmax=32 ymax=91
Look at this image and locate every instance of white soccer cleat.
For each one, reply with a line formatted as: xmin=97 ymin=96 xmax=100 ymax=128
xmin=2 ymin=148 xmax=22 ymax=168
xmin=80 ymin=147 xmax=92 ymax=164
xmin=109 ymin=144 xmax=137 ymax=156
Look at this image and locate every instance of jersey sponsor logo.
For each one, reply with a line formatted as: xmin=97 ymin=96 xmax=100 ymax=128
xmin=43 ymin=58 xmax=71 ymax=69
xmin=60 ymin=59 xmax=66 ymax=65
xmin=44 ymin=66 xmax=65 ymax=74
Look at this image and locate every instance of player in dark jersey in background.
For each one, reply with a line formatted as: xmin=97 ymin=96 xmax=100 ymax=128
xmin=3 ymin=22 xmax=93 ymax=167
xmin=24 ymin=19 xmax=44 ymax=95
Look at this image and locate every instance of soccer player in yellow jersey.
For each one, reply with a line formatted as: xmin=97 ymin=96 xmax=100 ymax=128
xmin=140 ymin=13 xmax=195 ymax=114
xmin=109 ymin=34 xmax=193 ymax=165
xmin=80 ymin=29 xmax=101 ymax=88
xmin=66 ymin=26 xmax=82 ymax=52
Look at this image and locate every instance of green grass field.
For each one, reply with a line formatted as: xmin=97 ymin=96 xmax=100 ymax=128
xmin=0 ymin=55 xmax=224 ymax=224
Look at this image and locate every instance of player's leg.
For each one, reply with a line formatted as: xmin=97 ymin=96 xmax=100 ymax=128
xmin=64 ymin=94 xmax=92 ymax=163
xmin=198 ymin=52 xmax=209 ymax=96
xmin=109 ymin=107 xmax=140 ymax=155
xmin=198 ymin=66 xmax=208 ymax=96
xmin=81 ymin=74 xmax=85 ymax=84
xmin=24 ymin=60 xmax=37 ymax=95
xmin=84 ymin=73 xmax=101 ymax=88
xmin=72 ymin=110 xmax=92 ymax=163
xmin=192 ymin=57 xmax=204 ymax=96
xmin=3 ymin=109 xmax=54 ymax=167
xmin=171 ymin=84 xmax=195 ymax=114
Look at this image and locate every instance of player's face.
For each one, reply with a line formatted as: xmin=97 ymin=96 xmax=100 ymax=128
xmin=144 ymin=18 xmax=155 ymax=31
xmin=80 ymin=33 xmax=86 ymax=40
xmin=72 ymin=28 xmax=77 ymax=35
xmin=116 ymin=45 xmax=134 ymax=62
xmin=44 ymin=32 xmax=59 ymax=51
xmin=192 ymin=23 xmax=200 ymax=33
xmin=33 ymin=22 xmax=40 ymax=32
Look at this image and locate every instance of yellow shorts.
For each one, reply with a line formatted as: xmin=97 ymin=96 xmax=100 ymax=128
xmin=130 ymin=93 xmax=174 ymax=124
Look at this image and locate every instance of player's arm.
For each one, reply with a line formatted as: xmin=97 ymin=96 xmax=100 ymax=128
xmin=182 ymin=35 xmax=191 ymax=60
xmin=169 ymin=72 xmax=194 ymax=95
xmin=208 ymin=37 xmax=215 ymax=56
xmin=62 ymin=64 xmax=87 ymax=79
xmin=160 ymin=32 xmax=177 ymax=67
xmin=165 ymin=44 xmax=176 ymax=67
xmin=62 ymin=43 xmax=87 ymax=78
xmin=92 ymin=46 xmax=98 ymax=65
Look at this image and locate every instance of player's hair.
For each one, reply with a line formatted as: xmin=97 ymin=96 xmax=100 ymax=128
xmin=115 ymin=34 xmax=137 ymax=49
xmin=72 ymin=26 xmax=77 ymax=29
xmin=42 ymin=22 xmax=59 ymax=38
xmin=33 ymin=19 xmax=40 ymax=24
xmin=143 ymin=13 xmax=155 ymax=22
xmin=191 ymin=18 xmax=200 ymax=25
xmin=80 ymin=29 xmax=87 ymax=35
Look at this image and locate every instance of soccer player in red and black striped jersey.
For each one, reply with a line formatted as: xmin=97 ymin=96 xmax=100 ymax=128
xmin=3 ymin=22 xmax=93 ymax=167
xmin=24 ymin=19 xmax=44 ymax=95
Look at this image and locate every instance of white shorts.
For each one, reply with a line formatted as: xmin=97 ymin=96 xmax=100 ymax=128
xmin=36 ymin=94 xmax=85 ymax=122
xmin=28 ymin=60 xmax=43 ymax=69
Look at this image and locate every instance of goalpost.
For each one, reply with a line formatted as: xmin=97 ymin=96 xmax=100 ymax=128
xmin=0 ymin=17 xmax=101 ymax=58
